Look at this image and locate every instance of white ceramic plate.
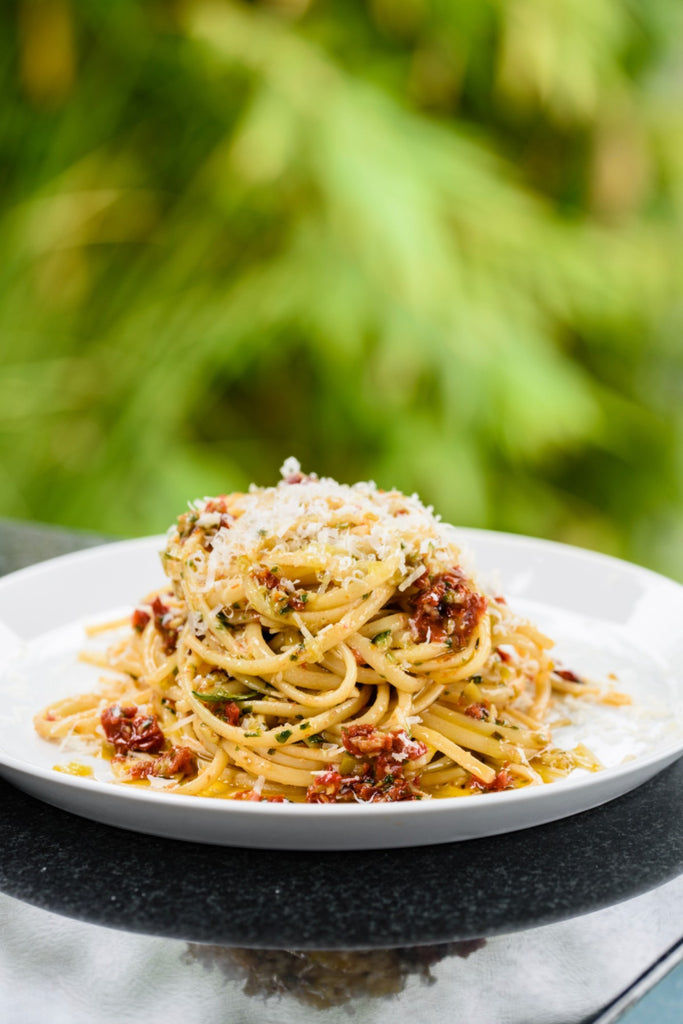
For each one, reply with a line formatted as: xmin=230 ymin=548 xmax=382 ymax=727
xmin=0 ymin=531 xmax=681 ymax=850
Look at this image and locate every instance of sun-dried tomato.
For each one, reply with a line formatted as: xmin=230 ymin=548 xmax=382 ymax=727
xmin=470 ymin=768 xmax=513 ymax=792
xmin=555 ymin=668 xmax=583 ymax=683
xmin=342 ymin=725 xmax=426 ymax=760
xmin=131 ymin=607 xmax=151 ymax=632
xmin=306 ymin=728 xmax=427 ymax=803
xmin=255 ymin=568 xmax=281 ymax=590
xmin=464 ymin=702 xmax=490 ymax=721
xmin=306 ymin=767 xmax=420 ymax=804
xmin=342 ymin=724 xmax=394 ymax=756
xmin=221 ymin=701 xmax=242 ymax=726
xmin=150 ymin=595 xmax=178 ymax=654
xmin=408 ymin=568 xmax=487 ymax=646
xmin=125 ymin=746 xmax=197 ymax=779
xmin=101 ymin=704 xmax=165 ymax=753
xmin=176 ymin=499 xmax=232 ymax=547
xmin=254 ymin=568 xmax=308 ymax=612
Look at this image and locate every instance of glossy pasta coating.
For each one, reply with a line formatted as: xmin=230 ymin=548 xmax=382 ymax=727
xmin=35 ymin=460 xmax=614 ymax=800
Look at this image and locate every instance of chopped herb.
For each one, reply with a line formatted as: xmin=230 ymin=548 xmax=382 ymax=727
xmin=244 ymin=731 xmax=261 ymax=738
xmin=276 ymin=729 xmax=292 ymax=743
xmin=372 ymin=630 xmax=391 ymax=646
xmin=362 ymin=593 xmax=370 ymax=600
xmin=268 ymin=747 xmax=276 ymax=755
xmin=216 ymin=609 xmax=232 ymax=628
xmin=299 ymin=721 xmax=310 ymax=730
xmin=257 ymin=529 xmax=268 ymax=537
xmin=192 ymin=690 xmax=254 ymax=704
xmin=161 ymin=698 xmax=177 ymax=716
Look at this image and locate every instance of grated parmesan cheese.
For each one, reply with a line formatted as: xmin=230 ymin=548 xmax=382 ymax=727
xmin=180 ymin=459 xmax=472 ymax=590
xmin=398 ymin=564 xmax=427 ymax=591
xmin=147 ymin=776 xmax=176 ymax=790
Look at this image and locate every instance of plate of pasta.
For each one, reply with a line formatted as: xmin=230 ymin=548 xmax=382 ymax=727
xmin=0 ymin=460 xmax=681 ymax=850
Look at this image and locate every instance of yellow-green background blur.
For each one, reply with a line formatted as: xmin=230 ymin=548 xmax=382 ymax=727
xmin=1 ymin=0 xmax=682 ymax=579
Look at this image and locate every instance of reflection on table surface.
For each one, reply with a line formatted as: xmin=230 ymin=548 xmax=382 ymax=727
xmin=183 ymin=939 xmax=486 ymax=1008
xmin=2 ymin=876 xmax=683 ymax=1024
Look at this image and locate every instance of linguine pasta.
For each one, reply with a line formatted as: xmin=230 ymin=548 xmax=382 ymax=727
xmin=35 ymin=459 xmax=627 ymax=803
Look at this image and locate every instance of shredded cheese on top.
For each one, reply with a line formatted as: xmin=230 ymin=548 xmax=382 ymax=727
xmin=180 ymin=458 xmax=467 ymax=590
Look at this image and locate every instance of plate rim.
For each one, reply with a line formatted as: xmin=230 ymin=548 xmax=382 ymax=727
xmin=0 ymin=528 xmax=682 ymax=846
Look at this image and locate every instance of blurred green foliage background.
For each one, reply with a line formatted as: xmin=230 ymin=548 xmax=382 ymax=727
xmin=1 ymin=0 xmax=682 ymax=578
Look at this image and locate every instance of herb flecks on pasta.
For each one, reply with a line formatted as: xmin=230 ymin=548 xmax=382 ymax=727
xmin=35 ymin=459 xmax=623 ymax=802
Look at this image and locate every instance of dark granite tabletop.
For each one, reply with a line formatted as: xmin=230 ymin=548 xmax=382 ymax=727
xmin=1 ymin=518 xmax=681 ymax=1023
